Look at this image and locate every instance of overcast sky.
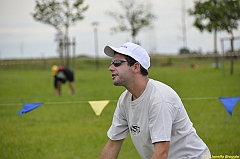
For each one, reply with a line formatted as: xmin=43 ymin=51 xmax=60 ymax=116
xmin=0 ymin=0 xmax=239 ymax=59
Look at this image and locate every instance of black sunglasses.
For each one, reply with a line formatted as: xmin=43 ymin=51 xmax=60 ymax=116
xmin=111 ymin=60 xmax=127 ymax=67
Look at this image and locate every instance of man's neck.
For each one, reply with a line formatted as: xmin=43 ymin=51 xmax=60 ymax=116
xmin=127 ymin=77 xmax=149 ymax=101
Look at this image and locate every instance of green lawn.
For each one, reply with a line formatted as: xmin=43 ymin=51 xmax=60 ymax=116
xmin=0 ymin=58 xmax=239 ymax=159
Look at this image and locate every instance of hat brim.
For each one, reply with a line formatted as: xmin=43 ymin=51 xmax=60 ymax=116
xmin=104 ymin=46 xmax=116 ymax=57
xmin=104 ymin=45 xmax=129 ymax=57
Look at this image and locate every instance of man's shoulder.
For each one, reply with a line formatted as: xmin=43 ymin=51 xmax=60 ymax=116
xmin=119 ymin=89 xmax=130 ymax=99
xmin=148 ymin=79 xmax=172 ymax=92
xmin=148 ymin=79 xmax=181 ymax=103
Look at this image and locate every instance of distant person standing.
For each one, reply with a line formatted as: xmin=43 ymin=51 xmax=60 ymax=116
xmin=51 ymin=65 xmax=75 ymax=95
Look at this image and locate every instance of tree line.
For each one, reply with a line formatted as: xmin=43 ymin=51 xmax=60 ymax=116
xmin=31 ymin=0 xmax=240 ymax=73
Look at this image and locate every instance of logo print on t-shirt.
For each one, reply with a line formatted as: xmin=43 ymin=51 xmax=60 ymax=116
xmin=130 ymin=124 xmax=140 ymax=135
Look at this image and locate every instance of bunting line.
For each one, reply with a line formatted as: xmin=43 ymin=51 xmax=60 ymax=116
xmin=0 ymin=96 xmax=238 ymax=116
xmin=0 ymin=97 xmax=224 ymax=106
xmin=0 ymin=100 xmax=117 ymax=106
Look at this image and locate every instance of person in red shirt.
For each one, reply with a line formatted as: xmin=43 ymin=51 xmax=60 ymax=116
xmin=51 ymin=65 xmax=75 ymax=95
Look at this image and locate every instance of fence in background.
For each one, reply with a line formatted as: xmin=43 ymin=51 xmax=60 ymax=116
xmin=0 ymin=53 xmax=239 ymax=72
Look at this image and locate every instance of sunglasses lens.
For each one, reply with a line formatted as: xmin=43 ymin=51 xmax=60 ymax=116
xmin=113 ymin=60 xmax=121 ymax=67
xmin=111 ymin=60 xmax=126 ymax=67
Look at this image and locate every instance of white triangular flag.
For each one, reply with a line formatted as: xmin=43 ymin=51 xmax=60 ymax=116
xmin=88 ymin=100 xmax=109 ymax=116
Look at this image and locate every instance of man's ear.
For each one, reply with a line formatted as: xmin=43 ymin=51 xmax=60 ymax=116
xmin=132 ymin=62 xmax=141 ymax=73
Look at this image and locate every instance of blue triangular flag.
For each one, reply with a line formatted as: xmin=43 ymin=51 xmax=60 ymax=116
xmin=219 ymin=97 xmax=239 ymax=116
xmin=18 ymin=102 xmax=43 ymax=115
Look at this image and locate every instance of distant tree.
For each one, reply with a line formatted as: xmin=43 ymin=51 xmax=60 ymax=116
xmin=189 ymin=0 xmax=223 ymax=68
xmin=106 ymin=0 xmax=157 ymax=43
xmin=189 ymin=0 xmax=240 ymax=73
xmin=218 ymin=0 xmax=240 ymax=75
xmin=179 ymin=47 xmax=190 ymax=54
xmin=31 ymin=0 xmax=88 ymax=67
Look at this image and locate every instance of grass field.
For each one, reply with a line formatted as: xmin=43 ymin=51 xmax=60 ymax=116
xmin=0 ymin=57 xmax=240 ymax=159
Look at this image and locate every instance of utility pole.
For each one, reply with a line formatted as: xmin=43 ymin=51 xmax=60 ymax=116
xmin=72 ymin=37 xmax=76 ymax=72
xmin=182 ymin=0 xmax=187 ymax=48
xmin=20 ymin=42 xmax=24 ymax=70
xmin=92 ymin=22 xmax=100 ymax=69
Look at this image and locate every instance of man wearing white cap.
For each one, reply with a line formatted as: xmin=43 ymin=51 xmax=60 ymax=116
xmin=100 ymin=42 xmax=211 ymax=159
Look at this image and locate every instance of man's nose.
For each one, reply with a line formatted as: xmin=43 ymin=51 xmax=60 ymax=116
xmin=108 ymin=64 xmax=114 ymax=71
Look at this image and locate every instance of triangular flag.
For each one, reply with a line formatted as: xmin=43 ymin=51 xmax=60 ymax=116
xmin=18 ymin=102 xmax=43 ymax=115
xmin=88 ymin=100 xmax=109 ymax=116
xmin=219 ymin=97 xmax=239 ymax=116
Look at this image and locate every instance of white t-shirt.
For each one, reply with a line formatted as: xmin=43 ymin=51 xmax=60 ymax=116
xmin=107 ymin=79 xmax=210 ymax=159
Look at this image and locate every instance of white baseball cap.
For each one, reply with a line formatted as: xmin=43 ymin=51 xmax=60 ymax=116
xmin=104 ymin=42 xmax=150 ymax=70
